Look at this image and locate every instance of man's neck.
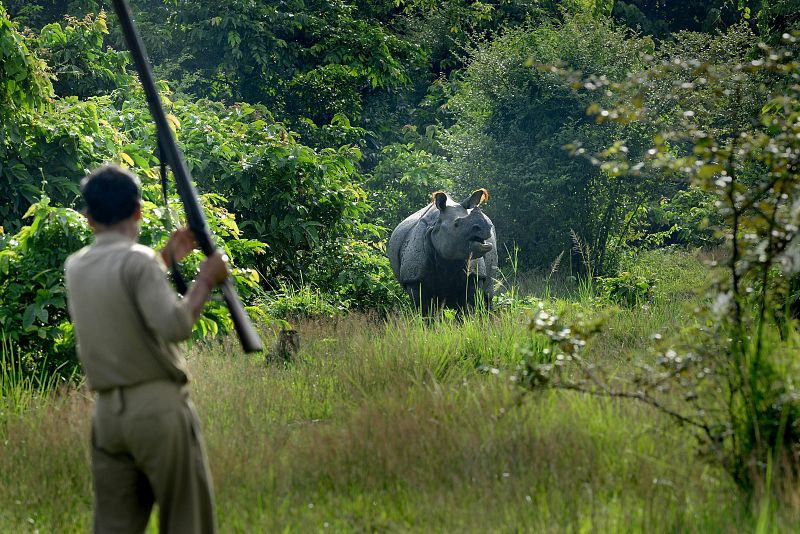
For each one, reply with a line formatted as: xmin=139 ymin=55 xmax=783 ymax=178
xmin=91 ymin=219 xmax=139 ymax=240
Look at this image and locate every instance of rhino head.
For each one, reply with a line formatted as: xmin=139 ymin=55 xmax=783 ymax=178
xmin=429 ymin=189 xmax=494 ymax=261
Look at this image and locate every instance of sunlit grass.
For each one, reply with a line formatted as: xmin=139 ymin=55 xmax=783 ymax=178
xmin=0 ymin=339 xmax=92 ymax=531
xmin=1 ymin=249 xmax=797 ymax=532
xmin=1 ymin=337 xmax=62 ymax=416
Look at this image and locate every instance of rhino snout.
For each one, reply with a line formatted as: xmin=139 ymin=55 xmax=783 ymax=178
xmin=468 ymin=222 xmax=492 ymax=242
xmin=468 ymin=228 xmax=493 ymax=256
xmin=469 ymin=236 xmax=493 ymax=254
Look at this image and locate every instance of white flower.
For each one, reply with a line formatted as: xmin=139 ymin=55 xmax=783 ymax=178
xmin=711 ymin=291 xmax=733 ymax=316
xmin=780 ymin=237 xmax=800 ymax=274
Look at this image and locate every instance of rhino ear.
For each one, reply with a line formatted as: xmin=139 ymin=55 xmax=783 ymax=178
xmin=461 ymin=188 xmax=489 ymax=209
xmin=432 ymin=191 xmax=448 ymax=211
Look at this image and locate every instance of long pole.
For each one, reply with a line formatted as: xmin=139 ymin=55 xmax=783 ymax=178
xmin=111 ymin=0 xmax=263 ymax=353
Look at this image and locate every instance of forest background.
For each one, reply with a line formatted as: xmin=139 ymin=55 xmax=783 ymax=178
xmin=2 ymin=0 xmax=800 ymax=530
xmin=1 ymin=0 xmax=795 ymax=374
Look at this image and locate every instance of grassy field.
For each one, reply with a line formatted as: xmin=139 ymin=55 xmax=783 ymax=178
xmin=1 ymin=249 xmax=798 ymax=532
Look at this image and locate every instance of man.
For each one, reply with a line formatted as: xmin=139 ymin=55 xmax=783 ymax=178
xmin=65 ymin=165 xmax=229 ymax=533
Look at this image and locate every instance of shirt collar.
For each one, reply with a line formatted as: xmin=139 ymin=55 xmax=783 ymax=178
xmin=94 ymin=231 xmax=136 ymax=246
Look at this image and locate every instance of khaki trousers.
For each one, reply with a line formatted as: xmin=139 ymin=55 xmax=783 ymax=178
xmin=92 ymin=380 xmax=215 ymax=534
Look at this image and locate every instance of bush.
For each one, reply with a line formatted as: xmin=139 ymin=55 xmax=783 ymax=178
xmin=440 ymin=14 xmax=657 ymax=272
xmin=655 ymin=187 xmax=723 ymax=248
xmin=260 ymin=285 xmax=345 ymax=321
xmin=2 ymin=5 xmax=397 ymax=311
xmin=0 ymin=198 xmax=89 ymax=381
xmin=520 ymin=33 xmax=800 ymax=498
xmin=35 ymin=11 xmax=134 ymax=98
xmin=367 ymin=142 xmax=452 ymax=229
xmin=305 ymin=239 xmax=407 ymax=313
xmin=0 ymin=195 xmax=266 ymax=381
xmin=596 ymin=271 xmax=655 ymax=307
xmin=167 ymin=97 xmax=374 ymax=282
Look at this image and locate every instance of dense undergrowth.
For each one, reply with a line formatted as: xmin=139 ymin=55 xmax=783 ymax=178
xmin=2 ymin=249 xmax=798 ymax=532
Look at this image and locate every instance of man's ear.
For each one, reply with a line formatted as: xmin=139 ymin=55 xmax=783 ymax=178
xmin=84 ymin=210 xmax=98 ymax=229
xmin=461 ymin=188 xmax=489 ymax=209
xmin=132 ymin=202 xmax=142 ymax=221
xmin=432 ymin=191 xmax=448 ymax=211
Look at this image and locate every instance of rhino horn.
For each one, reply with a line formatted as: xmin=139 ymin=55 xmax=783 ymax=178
xmin=432 ymin=191 xmax=448 ymax=211
xmin=461 ymin=188 xmax=489 ymax=209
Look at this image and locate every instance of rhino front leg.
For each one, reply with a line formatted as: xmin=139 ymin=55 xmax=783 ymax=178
xmin=405 ymin=283 xmax=426 ymax=315
xmin=407 ymin=282 xmax=441 ymax=316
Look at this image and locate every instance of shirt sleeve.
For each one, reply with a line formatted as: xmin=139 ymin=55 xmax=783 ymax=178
xmin=125 ymin=247 xmax=194 ymax=343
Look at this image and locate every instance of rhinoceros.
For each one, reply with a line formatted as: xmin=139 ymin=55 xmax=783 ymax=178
xmin=388 ymin=189 xmax=497 ymax=314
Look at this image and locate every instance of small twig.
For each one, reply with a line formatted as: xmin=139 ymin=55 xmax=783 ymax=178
xmin=549 ymin=381 xmax=712 ymax=434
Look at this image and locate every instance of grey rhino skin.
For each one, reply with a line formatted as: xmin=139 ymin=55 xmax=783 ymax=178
xmin=388 ymin=189 xmax=497 ymax=314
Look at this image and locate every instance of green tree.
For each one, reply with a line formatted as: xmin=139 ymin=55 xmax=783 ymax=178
xmin=35 ymin=10 xmax=133 ymax=98
xmin=612 ymin=0 xmax=743 ymax=37
xmin=522 ymin=32 xmax=800 ymax=497
xmin=0 ymin=5 xmax=100 ymax=227
xmin=440 ymin=15 xmax=654 ymax=272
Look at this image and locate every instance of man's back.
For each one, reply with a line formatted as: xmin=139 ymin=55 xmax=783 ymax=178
xmin=65 ymin=232 xmax=192 ymax=391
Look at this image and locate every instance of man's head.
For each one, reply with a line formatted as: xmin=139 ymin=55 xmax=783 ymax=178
xmin=80 ymin=165 xmax=142 ymax=232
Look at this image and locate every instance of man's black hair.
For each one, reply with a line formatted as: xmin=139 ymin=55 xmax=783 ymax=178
xmin=80 ymin=165 xmax=142 ymax=225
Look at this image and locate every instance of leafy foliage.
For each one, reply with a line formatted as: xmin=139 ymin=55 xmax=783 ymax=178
xmin=651 ymin=186 xmax=723 ymax=248
xmin=596 ymin=271 xmax=655 ymax=307
xmin=149 ymin=0 xmax=426 ymax=126
xmin=35 ymin=10 xmax=133 ymax=98
xmin=440 ymin=15 xmax=656 ymax=272
xmin=0 ymin=5 xmax=406 ymax=381
xmin=0 ymin=3 xmax=52 ymax=114
xmin=0 ymin=193 xmax=267 ymax=381
xmin=304 ymin=239 xmax=406 ymax=313
xmin=611 ymin=0 xmax=743 ymax=37
xmin=367 ymin=142 xmax=452 ymax=228
xmin=259 ymin=283 xmax=345 ymax=321
xmin=0 ymin=197 xmax=89 ymax=381
xmin=169 ymin=98 xmax=372 ymax=280
xmin=520 ymin=33 xmax=800 ymax=496
xmin=612 ymin=0 xmax=800 ymax=40
xmin=0 ymin=5 xmax=141 ymax=230
xmin=1 ymin=5 xmax=384 ymax=284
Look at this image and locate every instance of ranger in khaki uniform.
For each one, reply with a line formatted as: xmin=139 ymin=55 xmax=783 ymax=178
xmin=65 ymin=165 xmax=229 ymax=534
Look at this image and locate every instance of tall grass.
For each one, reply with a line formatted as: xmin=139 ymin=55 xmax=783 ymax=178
xmin=1 ymin=337 xmax=60 ymax=415
xmin=0 ymin=338 xmax=92 ymax=531
xmin=0 ymin=250 xmax=797 ymax=532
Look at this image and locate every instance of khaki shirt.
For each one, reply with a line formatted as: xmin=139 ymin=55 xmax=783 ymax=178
xmin=65 ymin=232 xmax=193 ymax=391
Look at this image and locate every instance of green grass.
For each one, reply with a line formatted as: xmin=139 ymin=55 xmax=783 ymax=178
xmin=1 ymin=249 xmax=798 ymax=532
